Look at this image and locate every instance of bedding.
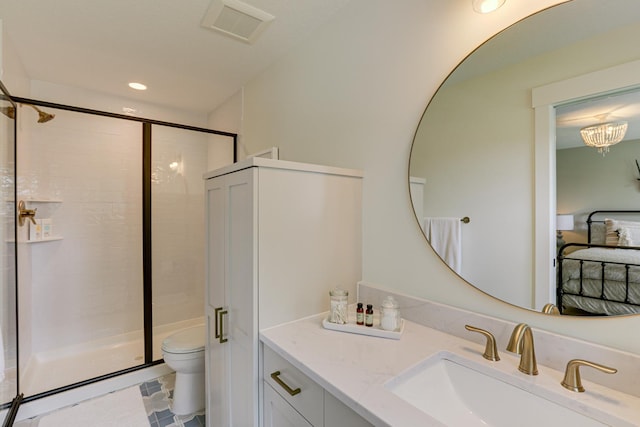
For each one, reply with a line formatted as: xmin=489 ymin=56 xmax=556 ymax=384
xmin=560 ymin=247 xmax=640 ymax=315
xmin=557 ymin=210 xmax=640 ymax=316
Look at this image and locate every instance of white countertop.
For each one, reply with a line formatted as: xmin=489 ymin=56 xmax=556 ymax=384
xmin=259 ymin=312 xmax=640 ymax=427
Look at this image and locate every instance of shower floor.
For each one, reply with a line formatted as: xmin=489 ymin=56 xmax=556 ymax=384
xmin=20 ymin=318 xmax=204 ymax=397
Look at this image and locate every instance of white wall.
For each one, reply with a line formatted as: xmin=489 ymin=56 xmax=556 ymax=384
xmin=0 ymin=22 xmax=29 ymax=96
xmin=237 ymin=0 xmax=640 ymax=354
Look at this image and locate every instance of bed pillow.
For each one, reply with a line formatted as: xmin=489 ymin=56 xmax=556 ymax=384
xmin=590 ymin=223 xmax=606 ymax=244
xmin=605 ymin=219 xmax=640 ymax=246
xmin=618 ymin=226 xmax=640 ymax=246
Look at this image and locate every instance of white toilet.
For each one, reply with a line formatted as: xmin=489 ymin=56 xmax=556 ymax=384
xmin=162 ymin=324 xmax=206 ymax=415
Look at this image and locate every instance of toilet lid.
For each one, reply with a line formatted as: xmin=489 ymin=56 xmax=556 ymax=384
xmin=162 ymin=325 xmax=205 ymax=354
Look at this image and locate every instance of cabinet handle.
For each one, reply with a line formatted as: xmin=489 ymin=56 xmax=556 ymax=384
xmin=218 ymin=309 xmax=228 ymax=344
xmin=270 ymin=371 xmax=301 ymax=396
xmin=214 ymin=307 xmax=223 ymax=339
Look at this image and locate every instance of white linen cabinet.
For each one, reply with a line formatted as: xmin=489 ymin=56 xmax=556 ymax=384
xmin=204 ymin=158 xmax=363 ymax=427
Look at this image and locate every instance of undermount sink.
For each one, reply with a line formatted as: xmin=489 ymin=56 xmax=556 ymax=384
xmin=385 ymin=351 xmax=621 ymax=427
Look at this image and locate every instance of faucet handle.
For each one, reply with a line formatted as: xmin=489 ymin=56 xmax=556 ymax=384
xmin=561 ymin=359 xmax=617 ymax=392
xmin=465 ymin=325 xmax=500 ymax=361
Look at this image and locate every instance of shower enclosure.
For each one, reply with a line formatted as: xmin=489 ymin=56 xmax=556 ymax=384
xmin=2 ymin=96 xmax=235 ymax=407
xmin=0 ymin=83 xmax=19 ymax=425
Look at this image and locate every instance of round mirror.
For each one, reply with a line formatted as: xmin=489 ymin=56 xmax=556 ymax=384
xmin=409 ymin=0 xmax=640 ymax=315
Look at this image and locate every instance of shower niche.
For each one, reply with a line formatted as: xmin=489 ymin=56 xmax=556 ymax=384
xmin=19 ymin=199 xmax=63 ymax=243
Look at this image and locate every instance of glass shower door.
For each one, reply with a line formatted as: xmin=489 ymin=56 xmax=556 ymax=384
xmin=150 ymin=124 xmax=233 ymax=360
xmin=16 ymin=108 xmax=144 ymax=397
xmin=0 ymin=87 xmax=18 ymax=422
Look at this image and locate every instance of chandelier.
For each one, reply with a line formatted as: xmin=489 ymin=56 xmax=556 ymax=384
xmin=579 ymin=121 xmax=628 ymax=155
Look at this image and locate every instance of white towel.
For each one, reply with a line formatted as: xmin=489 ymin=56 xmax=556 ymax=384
xmin=425 ymin=217 xmax=462 ymax=274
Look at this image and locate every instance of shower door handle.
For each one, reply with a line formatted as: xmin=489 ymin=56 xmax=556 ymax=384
xmin=214 ymin=307 xmax=223 ymax=339
xmin=218 ymin=309 xmax=228 ymax=344
xmin=214 ymin=306 xmax=228 ymax=344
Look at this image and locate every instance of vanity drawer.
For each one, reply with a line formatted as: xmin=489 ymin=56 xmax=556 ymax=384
xmin=264 ymin=382 xmax=313 ymax=427
xmin=263 ymin=345 xmax=324 ymax=427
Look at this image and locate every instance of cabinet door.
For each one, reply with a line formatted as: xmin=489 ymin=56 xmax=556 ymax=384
xmin=264 ymin=383 xmax=313 ymax=427
xmin=205 ymin=176 xmax=229 ymax=426
xmin=226 ymin=169 xmax=258 ymax=426
xmin=205 ymin=169 xmax=259 ymax=427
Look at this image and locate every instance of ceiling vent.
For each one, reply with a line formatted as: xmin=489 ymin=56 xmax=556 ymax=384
xmin=201 ymin=0 xmax=274 ymax=44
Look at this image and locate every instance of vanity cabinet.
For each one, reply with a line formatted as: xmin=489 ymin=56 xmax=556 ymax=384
xmin=204 ymin=158 xmax=362 ymax=427
xmin=263 ymin=345 xmax=372 ymax=427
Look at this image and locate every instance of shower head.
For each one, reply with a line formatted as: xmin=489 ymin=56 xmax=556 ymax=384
xmin=0 ymin=103 xmax=55 ymax=123
xmin=28 ymin=104 xmax=55 ymax=123
xmin=0 ymin=106 xmax=16 ymax=119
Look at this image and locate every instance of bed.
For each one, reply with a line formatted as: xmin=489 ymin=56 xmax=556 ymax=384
xmin=557 ymin=210 xmax=640 ymax=316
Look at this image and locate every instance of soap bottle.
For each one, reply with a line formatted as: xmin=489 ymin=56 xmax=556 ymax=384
xmin=365 ymin=304 xmax=373 ymax=327
xmin=356 ymin=303 xmax=364 ymax=325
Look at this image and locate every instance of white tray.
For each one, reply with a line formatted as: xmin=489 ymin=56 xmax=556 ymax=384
xmin=322 ymin=315 xmax=404 ymax=340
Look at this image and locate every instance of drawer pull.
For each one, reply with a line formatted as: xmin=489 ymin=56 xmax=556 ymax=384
xmin=270 ymin=370 xmax=301 ymax=396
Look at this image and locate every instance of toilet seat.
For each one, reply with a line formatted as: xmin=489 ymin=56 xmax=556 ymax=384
xmin=162 ymin=325 xmax=205 ymax=354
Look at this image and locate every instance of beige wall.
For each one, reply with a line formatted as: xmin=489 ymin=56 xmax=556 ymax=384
xmin=557 ymin=140 xmax=640 ymax=243
xmin=236 ymin=0 xmax=640 ymax=354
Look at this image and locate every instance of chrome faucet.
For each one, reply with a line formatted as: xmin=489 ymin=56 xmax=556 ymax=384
xmin=506 ymin=323 xmax=538 ymax=375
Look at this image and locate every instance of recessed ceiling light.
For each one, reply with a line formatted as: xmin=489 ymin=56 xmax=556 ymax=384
xmin=472 ymin=0 xmax=506 ymax=14
xmin=128 ymin=82 xmax=147 ymax=91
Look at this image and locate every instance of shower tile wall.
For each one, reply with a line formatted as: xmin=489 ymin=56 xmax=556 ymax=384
xmin=17 ymin=110 xmax=143 ymax=371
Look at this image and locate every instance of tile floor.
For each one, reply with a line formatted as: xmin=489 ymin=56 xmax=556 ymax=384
xmin=13 ymin=373 xmax=205 ymax=427
xmin=141 ymin=374 xmax=205 ymax=427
